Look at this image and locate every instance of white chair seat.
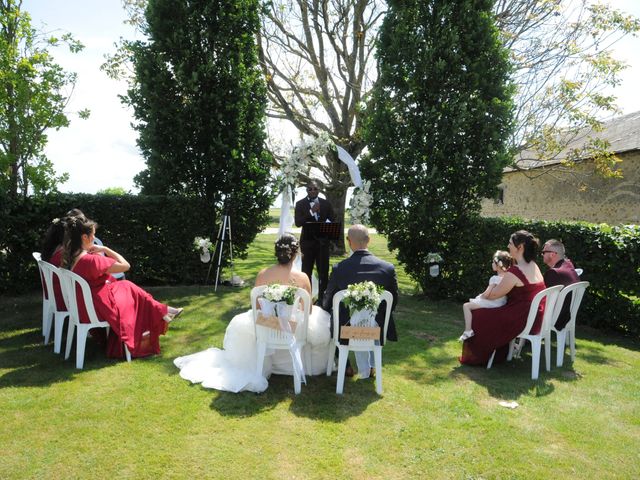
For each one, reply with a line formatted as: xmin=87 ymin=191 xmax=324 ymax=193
xmin=58 ymin=268 xmax=131 ymax=369
xmin=551 ymin=281 xmax=589 ymax=367
xmin=251 ymin=286 xmax=311 ymax=394
xmin=487 ymin=285 xmax=563 ymax=379
xmin=326 ymin=290 xmax=393 ymax=394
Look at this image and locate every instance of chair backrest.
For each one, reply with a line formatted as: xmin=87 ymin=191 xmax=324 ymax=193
xmin=251 ymin=285 xmax=311 ymax=344
xmin=332 ymin=288 xmax=394 ymax=346
xmin=575 ymin=268 xmax=583 ymax=277
xmin=33 ymin=252 xmax=49 ymax=300
xmin=552 ymin=281 xmax=589 ymax=330
xmin=57 ymin=268 xmax=103 ymax=326
xmin=518 ymin=285 xmax=563 ymax=338
xmin=38 ymin=260 xmax=65 ymax=310
xmin=32 ymin=252 xmax=42 ymax=262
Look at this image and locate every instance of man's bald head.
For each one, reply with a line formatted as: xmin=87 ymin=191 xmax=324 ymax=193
xmin=347 ymin=224 xmax=370 ymax=250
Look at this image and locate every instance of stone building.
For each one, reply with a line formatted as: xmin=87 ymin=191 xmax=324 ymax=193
xmin=481 ymin=112 xmax=640 ymax=225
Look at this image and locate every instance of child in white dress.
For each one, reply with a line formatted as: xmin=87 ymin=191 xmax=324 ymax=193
xmin=459 ymin=250 xmax=513 ymax=341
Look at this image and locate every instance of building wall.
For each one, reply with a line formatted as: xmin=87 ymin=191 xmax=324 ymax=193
xmin=481 ymin=150 xmax=640 ymax=225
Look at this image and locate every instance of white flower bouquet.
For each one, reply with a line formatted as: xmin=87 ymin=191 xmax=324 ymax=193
xmin=262 ymin=283 xmax=297 ymax=306
xmin=280 ymin=132 xmax=335 ymax=188
xmin=193 ymin=236 xmax=214 ymax=263
xmin=349 ymin=180 xmax=373 ymax=224
xmin=343 ymin=281 xmax=384 ymax=316
xmin=426 ymin=252 xmax=443 ymax=263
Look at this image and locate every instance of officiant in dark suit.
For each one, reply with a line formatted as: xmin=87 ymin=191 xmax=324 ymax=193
xmin=295 ymin=180 xmax=335 ymax=303
xmin=542 ymin=239 xmax=580 ymax=330
xmin=322 ymin=224 xmax=398 ymax=378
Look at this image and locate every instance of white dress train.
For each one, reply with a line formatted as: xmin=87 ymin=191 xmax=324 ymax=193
xmin=174 ymin=306 xmax=331 ymax=393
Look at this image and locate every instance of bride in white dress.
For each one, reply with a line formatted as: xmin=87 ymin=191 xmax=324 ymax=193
xmin=174 ymin=234 xmax=331 ymax=393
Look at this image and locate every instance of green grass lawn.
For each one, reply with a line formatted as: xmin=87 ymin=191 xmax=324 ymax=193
xmin=1 ymin=235 xmax=638 ymax=479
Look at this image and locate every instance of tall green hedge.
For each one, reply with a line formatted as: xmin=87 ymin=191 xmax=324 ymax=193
xmin=0 ymin=193 xmax=269 ymax=294
xmin=416 ymin=217 xmax=639 ymax=336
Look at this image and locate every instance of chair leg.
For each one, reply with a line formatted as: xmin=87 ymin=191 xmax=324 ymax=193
xmin=374 ymin=347 xmax=383 ymax=395
xmin=556 ymin=330 xmax=567 ymax=367
xmin=569 ymin=328 xmax=576 ymax=362
xmin=304 ymin=344 xmax=312 ymax=376
xmin=336 ymin=346 xmax=349 ymax=394
xmin=255 ymin=342 xmax=267 ymax=377
xmin=487 ymin=350 xmax=496 ymax=369
xmin=43 ymin=304 xmax=54 ymax=344
xmin=65 ymin=322 xmax=76 ymax=360
xmin=76 ymin=326 xmax=89 ymax=369
xmin=544 ymin=333 xmax=551 ymax=372
xmin=124 ymin=343 xmax=132 ymax=363
xmin=53 ymin=312 xmax=68 ymax=354
xmin=530 ymin=339 xmax=541 ymax=380
xmin=326 ymin=343 xmax=335 ymax=376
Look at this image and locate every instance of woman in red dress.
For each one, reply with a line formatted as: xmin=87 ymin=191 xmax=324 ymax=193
xmin=62 ymin=215 xmax=183 ymax=358
xmin=460 ymin=230 xmax=546 ymax=366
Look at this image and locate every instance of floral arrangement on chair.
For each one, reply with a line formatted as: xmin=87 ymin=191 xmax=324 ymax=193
xmin=343 ymin=281 xmax=384 ymax=317
xmin=426 ymin=252 xmax=443 ymax=277
xmin=262 ymin=284 xmax=297 ymax=306
xmin=193 ymin=236 xmax=214 ymax=263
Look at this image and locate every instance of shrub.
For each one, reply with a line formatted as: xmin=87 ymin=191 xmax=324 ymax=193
xmin=413 ymin=216 xmax=639 ymax=336
xmin=0 ymin=193 xmax=269 ymax=294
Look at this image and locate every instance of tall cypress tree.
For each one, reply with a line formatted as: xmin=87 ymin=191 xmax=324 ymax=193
xmin=362 ymin=0 xmax=514 ymax=297
xmin=126 ymin=0 xmax=272 ymax=244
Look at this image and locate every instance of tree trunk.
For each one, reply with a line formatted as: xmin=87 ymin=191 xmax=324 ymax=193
xmin=324 ymin=150 xmax=351 ymax=254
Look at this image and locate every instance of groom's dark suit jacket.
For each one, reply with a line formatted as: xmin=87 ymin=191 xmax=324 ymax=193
xmin=321 ymin=250 xmax=398 ymax=345
xmin=544 ymin=258 xmax=580 ymax=330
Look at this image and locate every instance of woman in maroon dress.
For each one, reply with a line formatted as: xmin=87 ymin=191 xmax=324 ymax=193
xmin=62 ymin=215 xmax=183 ymax=358
xmin=460 ymin=230 xmax=546 ymax=366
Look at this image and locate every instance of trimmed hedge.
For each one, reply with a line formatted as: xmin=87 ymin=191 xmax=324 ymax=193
xmin=0 ymin=193 xmax=269 ymax=294
xmin=416 ymin=217 xmax=639 ymax=336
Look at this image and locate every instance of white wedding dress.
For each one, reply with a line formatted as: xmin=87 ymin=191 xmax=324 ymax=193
xmin=174 ymin=305 xmax=331 ymax=393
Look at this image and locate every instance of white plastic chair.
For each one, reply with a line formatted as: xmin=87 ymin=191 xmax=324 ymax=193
xmin=38 ymin=260 xmax=70 ymax=354
xmin=487 ymin=285 xmax=563 ymax=380
xmin=550 ymin=281 xmax=589 ymax=367
xmin=33 ymin=252 xmax=53 ymax=343
xmin=251 ymin=285 xmax=311 ymax=394
xmin=326 ymin=290 xmax=393 ymax=395
xmin=58 ymin=268 xmax=131 ymax=369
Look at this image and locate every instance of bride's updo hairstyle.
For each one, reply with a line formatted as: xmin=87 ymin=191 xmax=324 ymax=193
xmin=510 ymin=230 xmax=539 ymax=263
xmin=62 ymin=215 xmax=97 ymax=268
xmin=275 ymin=234 xmax=299 ymax=265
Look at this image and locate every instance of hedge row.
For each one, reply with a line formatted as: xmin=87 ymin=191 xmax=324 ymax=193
xmin=0 ymin=193 xmax=268 ymax=294
xmin=416 ymin=217 xmax=639 ymax=336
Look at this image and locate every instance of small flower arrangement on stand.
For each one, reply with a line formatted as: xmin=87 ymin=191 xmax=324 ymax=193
xmin=426 ymin=252 xmax=443 ymax=277
xmin=343 ymin=281 xmax=384 ymax=327
xmin=193 ymin=236 xmax=214 ymax=263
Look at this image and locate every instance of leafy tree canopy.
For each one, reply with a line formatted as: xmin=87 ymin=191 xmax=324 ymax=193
xmin=362 ymin=0 xmax=515 ymax=297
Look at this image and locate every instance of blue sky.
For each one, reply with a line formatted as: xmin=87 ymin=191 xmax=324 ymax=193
xmin=22 ymin=0 xmax=640 ymax=194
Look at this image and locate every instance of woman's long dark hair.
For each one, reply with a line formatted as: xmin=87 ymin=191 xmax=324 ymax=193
xmin=510 ymin=230 xmax=539 ymax=263
xmin=62 ymin=216 xmax=97 ymax=269
xmin=42 ymin=219 xmax=65 ymax=262
xmin=274 ymin=234 xmax=299 ymax=265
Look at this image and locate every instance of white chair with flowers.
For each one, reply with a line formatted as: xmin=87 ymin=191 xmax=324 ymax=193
xmin=326 ymin=282 xmax=393 ymax=395
xmin=251 ymin=284 xmax=311 ymax=394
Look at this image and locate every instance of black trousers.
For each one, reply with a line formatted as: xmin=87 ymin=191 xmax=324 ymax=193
xmin=301 ymin=240 xmax=330 ymax=303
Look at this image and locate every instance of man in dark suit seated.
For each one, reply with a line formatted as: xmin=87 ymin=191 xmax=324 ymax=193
xmin=322 ymin=224 xmax=398 ymax=378
xmin=542 ymin=239 xmax=580 ymax=330
xmin=295 ymin=180 xmax=335 ymax=304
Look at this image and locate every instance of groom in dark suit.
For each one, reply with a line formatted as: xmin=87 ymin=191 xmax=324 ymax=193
xmin=295 ymin=180 xmax=335 ymax=303
xmin=322 ymin=224 xmax=398 ymax=378
xmin=542 ymin=239 xmax=580 ymax=330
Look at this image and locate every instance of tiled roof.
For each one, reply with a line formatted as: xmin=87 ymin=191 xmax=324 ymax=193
xmin=509 ymin=111 xmax=640 ymax=171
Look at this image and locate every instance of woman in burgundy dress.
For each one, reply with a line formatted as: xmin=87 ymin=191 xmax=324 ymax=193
xmin=62 ymin=215 xmax=183 ymax=358
xmin=460 ymin=230 xmax=546 ymax=366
